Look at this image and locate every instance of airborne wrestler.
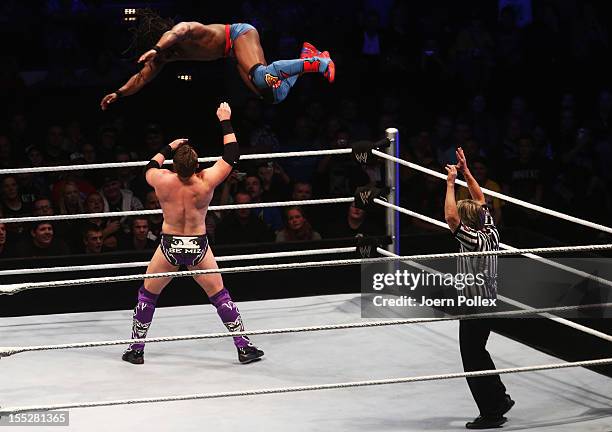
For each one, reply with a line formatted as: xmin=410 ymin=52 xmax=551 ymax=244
xmin=122 ymin=102 xmax=264 ymax=365
xmin=101 ymin=9 xmax=334 ymax=109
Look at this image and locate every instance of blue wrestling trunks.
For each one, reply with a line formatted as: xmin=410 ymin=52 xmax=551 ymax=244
xmin=160 ymin=233 xmax=209 ymax=266
xmin=224 ymin=23 xmax=256 ymax=57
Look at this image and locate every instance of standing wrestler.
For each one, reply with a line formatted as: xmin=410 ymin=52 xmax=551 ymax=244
xmin=444 ymin=148 xmax=514 ymax=429
xmin=122 ymin=102 xmax=264 ymax=365
xmin=101 ymin=9 xmax=334 ymax=109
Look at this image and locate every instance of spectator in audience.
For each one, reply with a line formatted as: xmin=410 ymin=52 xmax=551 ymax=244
xmin=96 ymin=125 xmax=118 ymax=162
xmin=101 ymin=173 xmax=143 ymax=212
xmin=82 ymin=191 xmax=121 ymax=251
xmin=324 ymin=202 xmax=377 ymax=238
xmin=215 ymin=192 xmax=274 ymax=245
xmin=32 ymin=197 xmax=54 ymax=216
xmin=144 ymin=190 xmax=163 ymax=240
xmin=292 ymin=181 xmax=313 ymax=201
xmin=44 ymin=125 xmax=69 ymax=165
xmin=257 ymin=161 xmax=290 ymax=201
xmin=56 ymin=180 xmax=85 ymax=215
xmin=503 ymin=136 xmax=549 ymax=226
xmin=245 ymin=174 xmax=283 ymax=231
xmin=82 ymin=225 xmax=104 ymax=254
xmin=141 ymin=123 xmax=165 ymax=159
xmin=504 ymin=136 xmax=546 ymax=204
xmin=276 ymin=207 xmax=321 ymax=242
xmin=100 ymin=172 xmax=144 ymax=234
xmin=283 ymin=116 xmax=323 ymax=182
xmin=316 ymin=129 xmax=369 ymax=200
xmin=119 ymin=217 xmax=157 ymax=251
xmin=1 ymin=175 xmax=31 ymax=236
xmin=15 ymin=221 xmax=70 ymax=257
xmin=81 ymin=142 xmax=97 ymax=164
xmin=0 ymin=222 xmax=14 ymax=258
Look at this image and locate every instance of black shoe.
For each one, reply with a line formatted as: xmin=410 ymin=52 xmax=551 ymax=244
xmin=122 ymin=349 xmax=144 ymax=365
xmin=465 ymin=415 xmax=507 ymax=429
xmin=497 ymin=395 xmax=515 ymax=416
xmin=237 ymin=345 xmax=264 ymax=364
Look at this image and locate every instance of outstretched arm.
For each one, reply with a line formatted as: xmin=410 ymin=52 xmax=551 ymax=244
xmin=138 ymin=22 xmax=194 ymax=64
xmin=100 ymin=60 xmax=164 ymax=110
xmin=456 ymin=147 xmax=485 ymax=204
xmin=203 ymin=102 xmax=239 ymax=187
xmin=444 ymin=164 xmax=461 ymax=231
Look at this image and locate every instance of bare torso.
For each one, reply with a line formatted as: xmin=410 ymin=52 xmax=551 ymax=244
xmin=152 ymin=170 xmax=214 ymax=235
xmin=162 ymin=22 xmax=265 ymax=96
xmin=163 ymin=22 xmax=226 ymax=61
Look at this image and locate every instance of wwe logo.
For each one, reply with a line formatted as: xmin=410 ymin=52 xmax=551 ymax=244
xmin=354 ymin=152 xmax=368 ymax=164
xmin=358 ymin=245 xmax=372 ymax=258
xmin=359 ymin=190 xmax=372 ymax=204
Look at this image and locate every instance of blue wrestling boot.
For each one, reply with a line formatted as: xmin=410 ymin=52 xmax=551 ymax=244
xmin=122 ymin=349 xmax=144 ymax=365
xmin=238 ymin=345 xmax=264 ymax=364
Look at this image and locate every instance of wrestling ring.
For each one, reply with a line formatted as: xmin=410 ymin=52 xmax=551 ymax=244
xmin=1 ymin=129 xmax=611 ymax=431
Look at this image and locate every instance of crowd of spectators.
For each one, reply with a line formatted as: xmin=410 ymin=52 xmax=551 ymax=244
xmin=2 ymin=1 xmax=612 ymax=260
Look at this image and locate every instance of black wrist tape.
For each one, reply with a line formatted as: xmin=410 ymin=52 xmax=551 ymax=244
xmin=115 ymin=89 xmax=123 ymax=98
xmin=159 ymin=145 xmax=173 ymax=159
xmin=222 ymin=142 xmax=240 ymax=166
xmin=144 ymin=160 xmax=161 ymax=176
xmin=152 ymin=45 xmax=162 ymax=54
xmin=220 ymin=120 xmax=234 ymax=136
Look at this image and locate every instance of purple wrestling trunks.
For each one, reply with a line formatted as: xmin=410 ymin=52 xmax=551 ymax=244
xmin=160 ymin=233 xmax=209 ymax=266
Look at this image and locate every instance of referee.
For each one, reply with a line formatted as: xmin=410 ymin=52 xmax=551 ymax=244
xmin=444 ymin=148 xmax=515 ymax=429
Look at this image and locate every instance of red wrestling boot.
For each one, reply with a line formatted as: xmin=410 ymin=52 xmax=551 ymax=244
xmin=322 ymin=53 xmax=335 ymax=83
xmin=300 ymin=42 xmax=321 ymax=59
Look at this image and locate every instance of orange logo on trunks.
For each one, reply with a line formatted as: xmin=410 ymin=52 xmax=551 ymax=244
xmin=264 ymin=73 xmax=281 ymax=89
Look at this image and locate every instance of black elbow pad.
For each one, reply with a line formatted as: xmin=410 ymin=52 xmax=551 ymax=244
xmin=222 ymin=142 xmax=240 ymax=166
xmin=144 ymin=159 xmax=161 ymax=176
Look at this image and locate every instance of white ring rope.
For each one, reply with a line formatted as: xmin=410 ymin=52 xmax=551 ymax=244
xmin=2 ymin=244 xmax=611 ymax=295
xmin=1 ymin=357 xmax=611 ymax=414
xmin=376 ymin=247 xmax=612 ymax=343
xmin=374 ymin=199 xmax=612 ymax=290
xmin=0 ymin=148 xmax=353 ymax=176
xmin=0 ymin=247 xmax=357 ymax=276
xmin=374 ymin=200 xmax=612 ymax=342
xmin=0 ymin=197 xmax=354 ymax=224
xmin=372 ymin=149 xmax=612 ymax=234
xmin=1 ymin=302 xmax=609 ymax=358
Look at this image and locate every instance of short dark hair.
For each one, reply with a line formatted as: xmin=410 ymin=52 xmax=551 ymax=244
xmin=82 ymin=223 xmax=102 ymax=239
xmin=31 ymin=221 xmax=53 ymax=232
xmin=173 ymin=144 xmax=198 ymax=178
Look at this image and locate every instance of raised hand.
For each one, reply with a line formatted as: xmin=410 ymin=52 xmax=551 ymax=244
xmin=169 ymin=138 xmax=189 ymax=151
xmin=456 ymin=147 xmax=468 ymax=173
xmin=445 ymin=164 xmax=458 ymax=184
xmin=100 ymin=92 xmax=119 ymax=111
xmin=216 ymin=102 xmax=232 ymax=121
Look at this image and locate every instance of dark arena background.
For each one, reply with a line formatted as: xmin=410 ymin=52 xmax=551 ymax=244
xmin=1 ymin=1 xmax=612 ymax=430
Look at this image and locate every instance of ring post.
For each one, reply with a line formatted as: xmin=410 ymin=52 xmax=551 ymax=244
xmin=385 ymin=128 xmax=400 ymax=255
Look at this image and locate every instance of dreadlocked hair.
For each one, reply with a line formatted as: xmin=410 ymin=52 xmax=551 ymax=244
xmin=123 ymin=8 xmax=175 ymax=59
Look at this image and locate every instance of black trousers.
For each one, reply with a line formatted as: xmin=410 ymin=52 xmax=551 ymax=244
xmin=459 ymin=319 xmax=508 ymax=416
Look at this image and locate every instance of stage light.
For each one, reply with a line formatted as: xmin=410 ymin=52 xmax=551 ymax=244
xmin=123 ymin=8 xmax=137 ymax=22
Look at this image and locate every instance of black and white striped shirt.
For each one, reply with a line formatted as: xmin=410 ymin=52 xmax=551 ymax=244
xmin=453 ymin=206 xmax=499 ymax=299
